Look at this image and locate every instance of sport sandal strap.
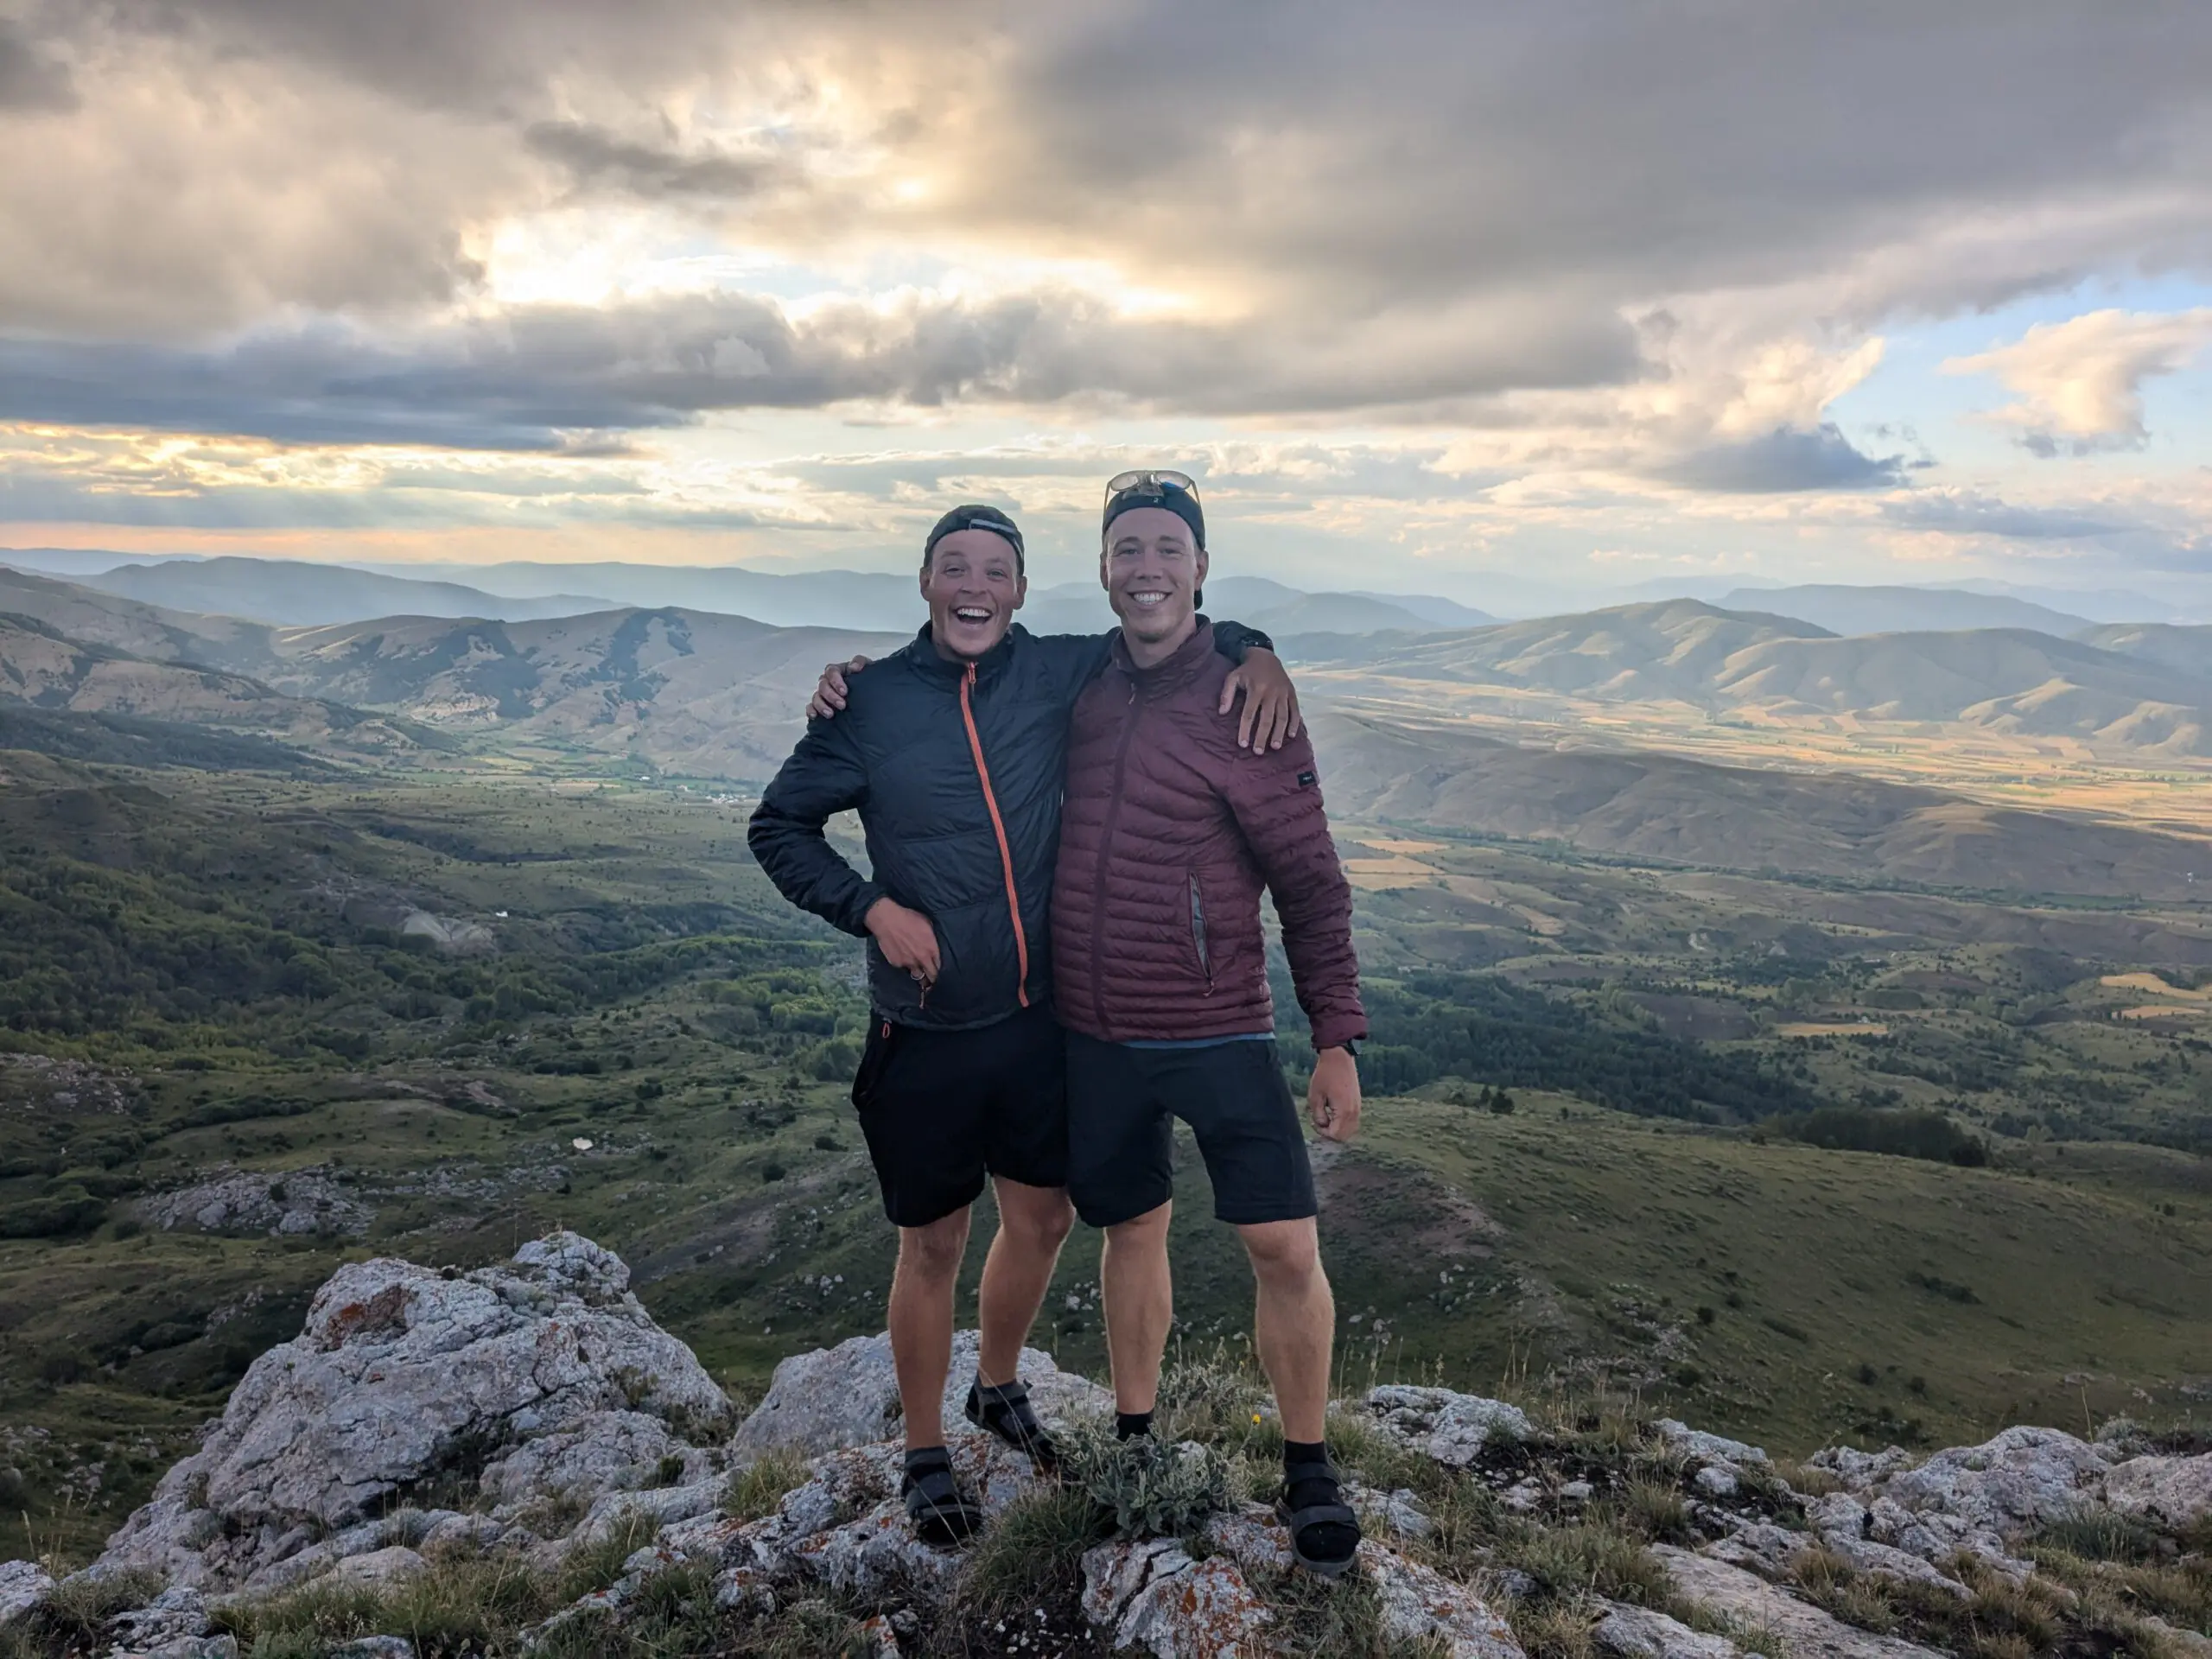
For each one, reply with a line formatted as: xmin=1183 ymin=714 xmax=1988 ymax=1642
xmin=1277 ymin=1458 xmax=1361 ymax=1578
xmin=966 ymin=1379 xmax=1060 ymax=1469
xmin=902 ymin=1459 xmax=983 ymax=1545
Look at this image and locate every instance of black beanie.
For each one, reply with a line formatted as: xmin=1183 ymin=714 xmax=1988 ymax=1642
xmin=924 ymin=504 xmax=1025 ymax=572
xmin=1102 ymin=481 xmax=1205 ymax=551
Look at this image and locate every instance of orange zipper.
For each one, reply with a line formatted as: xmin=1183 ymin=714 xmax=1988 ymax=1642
xmin=960 ymin=662 xmax=1029 ymax=1007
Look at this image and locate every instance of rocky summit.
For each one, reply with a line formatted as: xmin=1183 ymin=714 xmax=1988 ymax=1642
xmin=2 ymin=1235 xmax=2209 ymax=1658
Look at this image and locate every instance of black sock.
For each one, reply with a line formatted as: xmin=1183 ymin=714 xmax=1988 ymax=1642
xmin=905 ymin=1444 xmax=950 ymax=1476
xmin=1116 ymin=1410 xmax=1154 ymax=1441
xmin=1281 ymin=1440 xmax=1357 ymax=1559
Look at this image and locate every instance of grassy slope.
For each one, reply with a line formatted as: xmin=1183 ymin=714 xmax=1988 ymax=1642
xmin=6 ymin=758 xmax=2212 ymax=1567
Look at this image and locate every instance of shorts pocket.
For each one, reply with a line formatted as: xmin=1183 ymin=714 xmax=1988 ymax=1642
xmin=852 ymin=1018 xmax=899 ymax=1109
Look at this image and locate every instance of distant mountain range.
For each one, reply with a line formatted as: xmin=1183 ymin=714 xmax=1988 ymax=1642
xmin=1286 ymin=599 xmax=2212 ymax=755
xmin=1719 ymin=583 xmax=2094 ymax=638
xmin=1309 ymin=711 xmax=2212 ymax=902
xmin=9 ymin=569 xmax=2212 ymax=899
xmin=35 ymin=556 xmax=613 ymax=626
xmin=0 ymin=552 xmax=1495 ymax=638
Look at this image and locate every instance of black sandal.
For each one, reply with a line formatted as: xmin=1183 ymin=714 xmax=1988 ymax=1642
xmin=902 ymin=1453 xmax=984 ymax=1546
xmin=1276 ymin=1454 xmax=1362 ymax=1579
xmin=965 ymin=1379 xmax=1060 ymax=1471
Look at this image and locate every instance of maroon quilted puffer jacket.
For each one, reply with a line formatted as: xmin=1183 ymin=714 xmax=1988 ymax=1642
xmin=1051 ymin=622 xmax=1367 ymax=1052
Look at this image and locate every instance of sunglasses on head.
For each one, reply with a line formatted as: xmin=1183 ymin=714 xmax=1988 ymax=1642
xmin=1103 ymin=467 xmax=1200 ymax=508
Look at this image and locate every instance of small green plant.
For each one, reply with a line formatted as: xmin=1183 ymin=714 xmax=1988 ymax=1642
xmin=721 ymin=1450 xmax=810 ymax=1523
xmin=1058 ymin=1417 xmax=1231 ymax=1538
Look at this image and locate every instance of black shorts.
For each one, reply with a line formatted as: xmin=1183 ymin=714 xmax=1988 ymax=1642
xmin=849 ymin=1003 xmax=1068 ymax=1228
xmin=1065 ymin=1033 xmax=1316 ymax=1230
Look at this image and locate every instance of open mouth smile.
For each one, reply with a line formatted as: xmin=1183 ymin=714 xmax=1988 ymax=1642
xmin=1124 ymin=589 xmax=1172 ymax=608
xmin=951 ymin=606 xmax=994 ymax=624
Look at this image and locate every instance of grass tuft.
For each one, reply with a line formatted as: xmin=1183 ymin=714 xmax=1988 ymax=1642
xmin=956 ymin=1484 xmax=1105 ymax=1620
xmin=721 ymin=1449 xmax=810 ymax=1523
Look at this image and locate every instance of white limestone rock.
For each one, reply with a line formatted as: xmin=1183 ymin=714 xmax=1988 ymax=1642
xmin=1655 ymin=1421 xmax=1770 ymax=1468
xmin=93 ymin=1233 xmax=733 ymax=1591
xmin=1363 ymin=1386 xmax=1532 ymax=1466
xmin=0 ymin=1560 xmax=52 ymax=1627
xmin=1656 ymin=1546 xmax=1947 ymax=1658
xmin=480 ymin=1410 xmax=705 ymax=1509
xmin=1872 ymin=1426 xmax=2115 ymax=1538
xmin=1361 ymin=1545 xmax=1525 ymax=1657
xmin=1593 ymin=1603 xmax=1745 ymax=1658
xmin=728 ymin=1330 xmax=1109 ymax=1465
xmin=1079 ymin=1536 xmax=1272 ymax=1659
xmin=327 ymin=1547 xmax=428 ymax=1589
xmin=108 ymin=1585 xmax=213 ymax=1649
xmin=2104 ymin=1452 xmax=2212 ymax=1529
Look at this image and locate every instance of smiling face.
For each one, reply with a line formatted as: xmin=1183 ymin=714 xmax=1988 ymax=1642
xmin=919 ymin=526 xmax=1027 ymax=661
xmin=1101 ymin=505 xmax=1209 ymax=663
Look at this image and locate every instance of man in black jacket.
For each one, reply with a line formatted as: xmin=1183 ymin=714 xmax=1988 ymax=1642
xmin=747 ymin=504 xmax=1294 ymax=1543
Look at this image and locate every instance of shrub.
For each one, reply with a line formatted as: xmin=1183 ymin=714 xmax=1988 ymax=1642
xmin=1765 ymin=1105 xmax=1988 ymax=1166
xmin=1058 ymin=1417 xmax=1231 ymax=1538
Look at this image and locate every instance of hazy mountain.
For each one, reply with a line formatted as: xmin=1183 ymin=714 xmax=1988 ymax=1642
xmin=2075 ymin=623 xmax=2212 ymax=680
xmin=1351 ymin=591 xmax=1497 ymax=629
xmin=1286 ymin=600 xmax=1829 ymax=699
xmin=0 ymin=547 xmax=206 ymax=577
xmin=0 ymin=563 xmax=286 ymax=671
xmin=1288 ymin=600 xmax=2212 ymax=754
xmin=1311 ymin=711 xmax=2212 ymax=900
xmin=79 ymin=556 xmax=613 ymax=626
xmin=0 ymin=613 xmax=424 ymax=756
xmin=1723 ymin=583 xmax=2093 ymax=638
xmin=1950 ymin=579 xmax=2172 ymax=626
xmin=361 ymin=559 xmax=929 ymax=631
xmin=256 ymin=607 xmax=899 ymax=779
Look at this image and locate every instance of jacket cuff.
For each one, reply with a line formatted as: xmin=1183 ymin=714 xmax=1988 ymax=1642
xmin=1310 ymin=1015 xmax=1368 ymax=1053
xmin=836 ymin=880 xmax=887 ymax=938
xmin=1210 ymin=619 xmax=1274 ymax=659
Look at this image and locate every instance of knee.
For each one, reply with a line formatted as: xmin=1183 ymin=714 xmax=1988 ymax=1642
xmin=1016 ymin=1194 xmax=1075 ymax=1252
xmin=1106 ymin=1204 xmax=1172 ymax=1254
xmin=1240 ymin=1220 xmax=1321 ymax=1286
xmin=899 ymin=1213 xmax=970 ymax=1281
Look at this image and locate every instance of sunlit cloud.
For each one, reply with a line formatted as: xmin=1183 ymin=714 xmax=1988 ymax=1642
xmin=1942 ymin=308 xmax=2212 ymax=455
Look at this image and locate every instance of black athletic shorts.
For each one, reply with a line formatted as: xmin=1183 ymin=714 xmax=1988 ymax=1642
xmin=1065 ymin=1033 xmax=1317 ymax=1229
xmin=849 ymin=1002 xmax=1068 ymax=1228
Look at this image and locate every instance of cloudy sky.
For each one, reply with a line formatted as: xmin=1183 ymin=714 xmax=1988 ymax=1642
xmin=3 ymin=0 xmax=2211 ymax=607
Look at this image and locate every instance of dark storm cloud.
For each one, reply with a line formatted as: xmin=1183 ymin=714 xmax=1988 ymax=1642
xmin=5 ymin=2 xmax=2212 ymax=430
xmin=0 ymin=286 xmax=1637 ymax=446
xmin=1653 ymin=426 xmax=1910 ymax=494
xmin=524 ymin=121 xmax=788 ymax=200
xmin=0 ymin=17 xmax=75 ymax=110
xmin=1881 ymin=492 xmax=2123 ymax=539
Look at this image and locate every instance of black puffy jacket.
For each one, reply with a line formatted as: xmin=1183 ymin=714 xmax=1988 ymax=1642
xmin=747 ymin=620 xmax=1265 ymax=1031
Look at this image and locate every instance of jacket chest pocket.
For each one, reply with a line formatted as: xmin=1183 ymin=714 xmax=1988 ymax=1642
xmin=1188 ymin=872 xmax=1213 ymax=993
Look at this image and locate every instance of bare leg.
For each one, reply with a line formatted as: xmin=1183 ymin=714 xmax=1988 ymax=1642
xmin=1238 ymin=1217 xmax=1333 ymax=1443
xmin=887 ymin=1206 xmax=971 ymax=1450
xmin=1100 ymin=1201 xmax=1175 ymax=1415
xmin=976 ymin=1177 xmax=1075 ymax=1385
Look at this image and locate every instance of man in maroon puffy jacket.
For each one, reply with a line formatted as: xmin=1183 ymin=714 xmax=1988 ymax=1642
xmin=1052 ymin=470 xmax=1370 ymax=1578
